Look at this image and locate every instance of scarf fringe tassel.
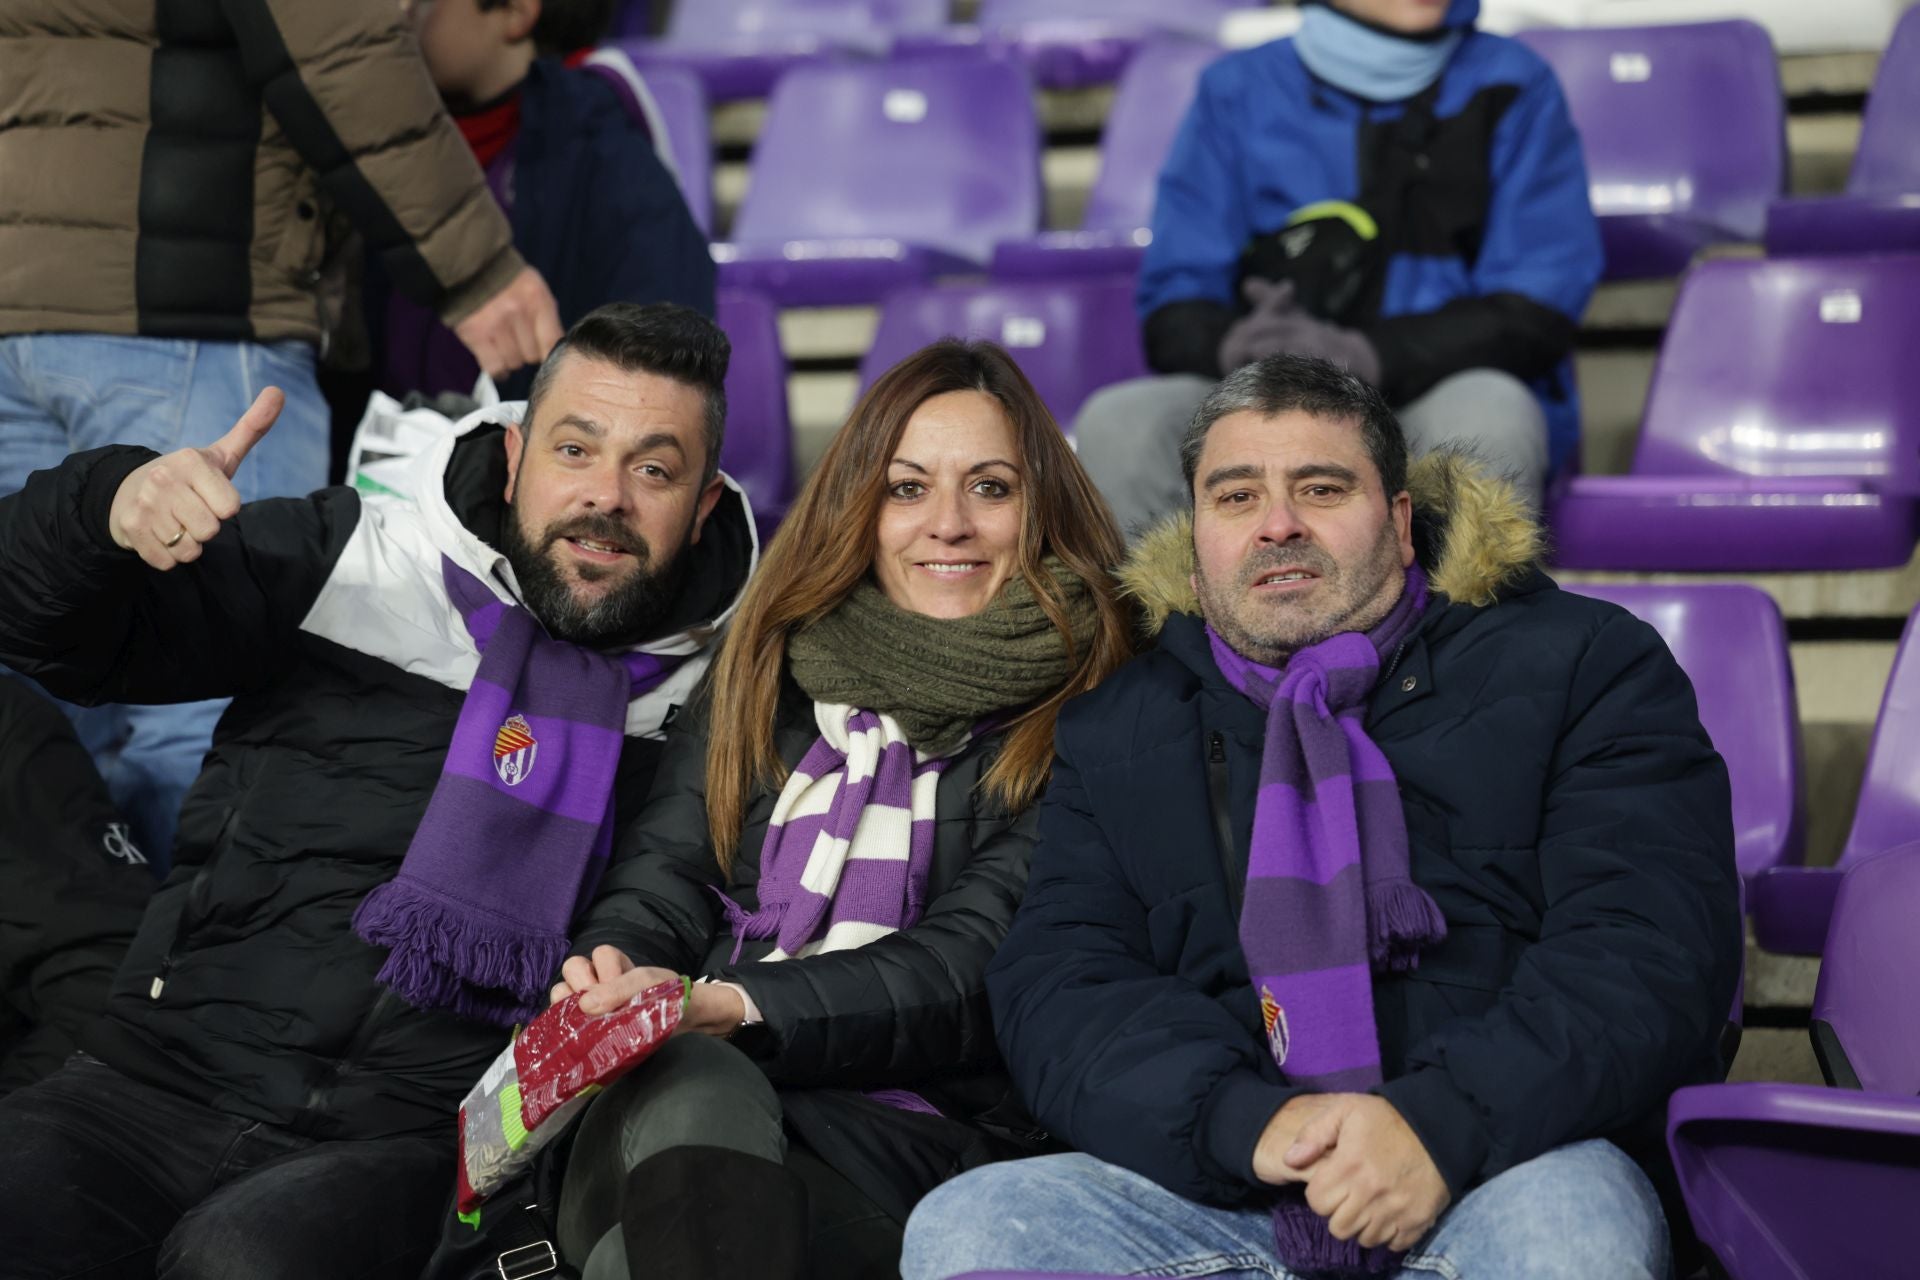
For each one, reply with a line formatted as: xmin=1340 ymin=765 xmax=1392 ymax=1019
xmin=355 ymin=879 xmax=567 ymax=1026
xmin=1272 ymin=1195 xmax=1398 ymax=1278
xmin=1367 ymin=878 xmax=1449 ymax=974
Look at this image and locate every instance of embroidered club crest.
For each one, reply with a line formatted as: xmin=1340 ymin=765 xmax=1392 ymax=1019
xmin=1260 ymin=984 xmax=1290 ymax=1067
xmin=493 ymin=714 xmax=538 ymax=787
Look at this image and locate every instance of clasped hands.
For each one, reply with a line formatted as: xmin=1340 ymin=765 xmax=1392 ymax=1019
xmin=548 ymin=943 xmax=745 ymax=1037
xmin=1252 ymin=1092 xmax=1450 ymax=1254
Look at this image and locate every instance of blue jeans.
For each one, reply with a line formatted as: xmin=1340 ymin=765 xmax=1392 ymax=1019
xmin=0 ymin=334 xmax=330 ymax=869
xmin=902 ymin=1141 xmax=1670 ymax=1280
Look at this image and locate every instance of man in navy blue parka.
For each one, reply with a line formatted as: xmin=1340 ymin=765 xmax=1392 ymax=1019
xmin=1078 ymin=0 xmax=1602 ymax=531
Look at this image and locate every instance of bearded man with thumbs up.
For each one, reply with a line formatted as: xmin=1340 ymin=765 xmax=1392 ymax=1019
xmin=0 ymin=302 xmax=759 ymax=1280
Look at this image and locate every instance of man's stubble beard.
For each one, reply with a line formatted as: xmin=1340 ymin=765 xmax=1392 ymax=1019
xmin=1196 ymin=521 xmax=1405 ymax=666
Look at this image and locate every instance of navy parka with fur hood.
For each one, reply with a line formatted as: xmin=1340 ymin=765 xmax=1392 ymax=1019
xmin=985 ymin=457 xmax=1741 ymax=1213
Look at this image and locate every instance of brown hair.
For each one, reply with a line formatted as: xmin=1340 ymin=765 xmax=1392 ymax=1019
xmin=704 ymin=340 xmax=1134 ymax=871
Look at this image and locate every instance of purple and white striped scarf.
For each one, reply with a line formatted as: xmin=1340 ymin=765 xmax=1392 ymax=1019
xmin=1207 ymin=565 xmax=1447 ymax=1278
xmin=719 ymin=704 xmax=963 ymax=962
xmin=354 ymin=557 xmax=685 ymax=1026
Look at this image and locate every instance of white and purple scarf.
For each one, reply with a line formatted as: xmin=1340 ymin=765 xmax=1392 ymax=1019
xmin=1208 ymin=565 xmax=1448 ymax=1278
xmin=719 ymin=703 xmax=966 ymax=961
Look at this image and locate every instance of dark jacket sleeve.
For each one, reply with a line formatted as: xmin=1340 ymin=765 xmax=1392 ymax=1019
xmin=717 ymin=793 xmax=1035 ymax=1089
xmin=0 ymin=683 xmax=152 ymax=1097
xmin=218 ymin=0 xmax=524 ymax=324
xmin=569 ymin=693 xmax=727 ymax=974
xmin=1376 ymin=611 xmax=1742 ymax=1198
xmin=986 ymin=740 xmax=1305 ymax=1207
xmin=0 ymin=446 xmax=361 ymax=706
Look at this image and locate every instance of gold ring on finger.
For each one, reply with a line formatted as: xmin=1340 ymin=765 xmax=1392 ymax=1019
xmin=163 ymin=530 xmax=186 ymax=549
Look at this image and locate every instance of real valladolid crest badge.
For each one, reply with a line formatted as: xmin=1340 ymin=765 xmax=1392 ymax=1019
xmin=493 ymin=713 xmax=538 ymax=787
xmin=1260 ymin=984 xmax=1291 ymax=1067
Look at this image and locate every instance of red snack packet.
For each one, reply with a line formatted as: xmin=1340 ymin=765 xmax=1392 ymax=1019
xmin=514 ymin=977 xmax=685 ymax=1131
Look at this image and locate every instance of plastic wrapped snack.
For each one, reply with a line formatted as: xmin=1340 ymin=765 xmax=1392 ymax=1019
xmin=456 ymin=976 xmax=685 ymax=1216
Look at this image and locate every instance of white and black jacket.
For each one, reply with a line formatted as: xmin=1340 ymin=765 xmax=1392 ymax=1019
xmin=0 ymin=408 xmax=756 ymax=1140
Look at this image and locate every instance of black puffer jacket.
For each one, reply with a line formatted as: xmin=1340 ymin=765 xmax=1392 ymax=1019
xmin=0 ymin=681 xmax=153 ymax=1096
xmin=987 ymin=456 xmax=1742 ymax=1213
xmin=0 ymin=414 xmax=754 ymax=1141
xmin=571 ymin=676 xmax=1045 ymax=1201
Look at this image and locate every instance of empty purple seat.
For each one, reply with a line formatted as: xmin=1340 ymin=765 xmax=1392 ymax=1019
xmin=1548 ymin=256 xmax=1920 ymax=572
xmin=1666 ymin=1082 xmax=1920 ymax=1280
xmin=583 ymin=53 xmax=714 ymax=235
xmin=1517 ymin=21 xmax=1785 ymax=280
xmin=1751 ymin=603 xmax=1920 ymax=954
xmin=991 ymin=36 xmax=1221 ymax=281
xmin=717 ymin=56 xmax=1043 ymax=307
xmin=715 ymin=289 xmax=796 ymax=544
xmin=1570 ymin=585 xmax=1801 ymax=881
xmin=859 ymin=278 xmax=1148 ymax=428
xmin=1766 ymin=5 xmax=1920 ymax=256
xmin=915 ymin=0 xmax=1229 ymax=90
xmin=1668 ymin=843 xmax=1920 ymax=1277
xmin=628 ymin=0 xmax=946 ymax=102
xmin=1808 ymin=841 xmax=1920 ymax=1093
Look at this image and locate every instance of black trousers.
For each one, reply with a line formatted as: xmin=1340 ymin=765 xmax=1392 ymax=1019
xmin=559 ymin=1034 xmax=902 ymax=1280
xmin=0 ymin=1054 xmax=450 ymax=1280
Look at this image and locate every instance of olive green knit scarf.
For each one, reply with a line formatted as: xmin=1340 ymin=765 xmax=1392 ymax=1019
xmin=786 ymin=558 xmax=1100 ymax=755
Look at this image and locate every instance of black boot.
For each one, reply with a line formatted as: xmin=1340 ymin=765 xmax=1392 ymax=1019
xmin=620 ymin=1145 xmax=809 ymax=1280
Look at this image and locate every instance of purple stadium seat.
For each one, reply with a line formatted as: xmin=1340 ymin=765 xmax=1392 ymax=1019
xmin=628 ymin=0 xmax=947 ymax=102
xmin=897 ymin=0 xmax=1229 ymax=91
xmin=990 ymin=36 xmax=1221 ymax=281
xmin=1751 ymin=603 xmax=1920 ymax=954
xmin=716 ymin=56 xmax=1043 ymax=307
xmin=1666 ymin=1083 xmax=1920 ymax=1280
xmin=1669 ymin=843 xmax=1920 ymax=1277
xmin=583 ymin=53 xmax=714 ymax=235
xmin=1517 ymin=21 xmax=1785 ymax=280
xmin=1548 ymin=256 xmax=1920 ymax=572
xmin=1765 ymin=5 xmax=1920 ymax=256
xmin=858 ymin=278 xmax=1148 ymax=428
xmin=1570 ymin=585 xmax=1802 ymax=881
xmin=715 ymin=289 xmax=795 ymax=544
xmin=1808 ymin=841 xmax=1920 ymax=1094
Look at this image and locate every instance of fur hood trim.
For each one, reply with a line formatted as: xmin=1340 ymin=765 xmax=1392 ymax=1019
xmin=1119 ymin=453 xmax=1543 ymax=636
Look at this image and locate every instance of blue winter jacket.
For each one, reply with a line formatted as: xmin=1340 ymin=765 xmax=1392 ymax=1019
xmin=1140 ymin=0 xmax=1602 ymax=472
xmin=985 ymin=459 xmax=1740 ymax=1217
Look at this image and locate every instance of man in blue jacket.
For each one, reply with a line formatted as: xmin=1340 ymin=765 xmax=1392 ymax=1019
xmin=903 ymin=356 xmax=1739 ymax=1279
xmin=1078 ymin=0 xmax=1601 ymax=533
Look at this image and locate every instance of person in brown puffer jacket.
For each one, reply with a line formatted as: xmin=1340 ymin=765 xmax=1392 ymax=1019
xmin=0 ymin=0 xmax=567 ymax=868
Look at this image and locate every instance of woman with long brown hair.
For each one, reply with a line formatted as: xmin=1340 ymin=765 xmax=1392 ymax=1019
xmin=546 ymin=340 xmax=1133 ymax=1280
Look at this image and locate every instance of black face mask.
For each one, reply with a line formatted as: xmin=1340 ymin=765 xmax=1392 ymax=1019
xmin=497 ymin=500 xmax=694 ymax=648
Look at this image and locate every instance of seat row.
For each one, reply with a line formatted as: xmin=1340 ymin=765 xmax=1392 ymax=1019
xmin=594 ymin=7 xmax=1920 ymax=303
xmin=615 ymin=0 xmax=1913 ymax=98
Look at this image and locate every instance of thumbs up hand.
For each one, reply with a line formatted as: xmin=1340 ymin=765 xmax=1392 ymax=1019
xmin=109 ymin=388 xmax=284 ymax=570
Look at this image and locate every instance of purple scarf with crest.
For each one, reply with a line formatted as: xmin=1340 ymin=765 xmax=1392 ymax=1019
xmin=1207 ymin=565 xmax=1447 ymax=1278
xmin=353 ymin=557 xmax=684 ymax=1026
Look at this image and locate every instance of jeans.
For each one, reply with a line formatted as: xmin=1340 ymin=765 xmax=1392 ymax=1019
xmin=0 ymin=1054 xmax=450 ymax=1280
xmin=1074 ymin=368 xmax=1551 ymax=537
xmin=0 ymin=334 xmax=330 ymax=868
xmin=901 ymin=1141 xmax=1670 ymax=1280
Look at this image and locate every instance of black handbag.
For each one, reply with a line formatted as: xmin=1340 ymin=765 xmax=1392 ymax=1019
xmin=419 ymin=1136 xmax=580 ymax=1280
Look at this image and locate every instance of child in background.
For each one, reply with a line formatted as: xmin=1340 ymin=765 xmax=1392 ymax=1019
xmin=381 ymin=0 xmax=714 ymax=400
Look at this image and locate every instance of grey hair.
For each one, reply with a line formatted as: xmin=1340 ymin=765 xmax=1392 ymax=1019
xmin=1178 ymin=355 xmax=1408 ymax=502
